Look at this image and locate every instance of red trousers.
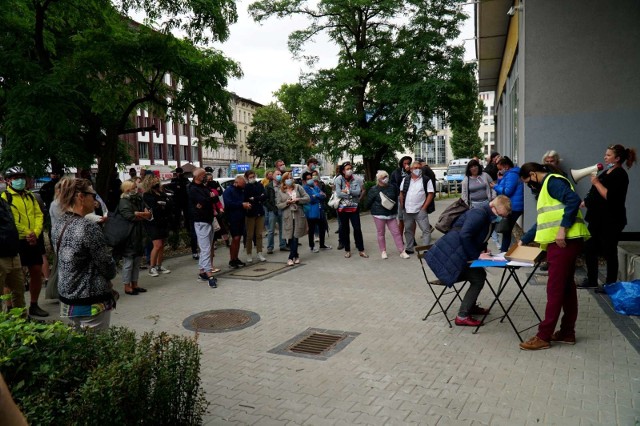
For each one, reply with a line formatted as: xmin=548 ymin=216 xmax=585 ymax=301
xmin=537 ymin=238 xmax=583 ymax=342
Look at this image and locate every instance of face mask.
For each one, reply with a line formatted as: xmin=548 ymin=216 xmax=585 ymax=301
xmin=412 ymin=169 xmax=422 ymax=177
xmin=492 ymin=215 xmax=502 ymax=223
xmin=313 ymin=176 xmax=319 ymax=181
xmin=606 ymin=162 xmax=615 ymax=170
xmin=285 ymin=179 xmax=293 ymax=186
xmin=248 ymin=178 xmax=256 ymax=184
xmin=310 ymin=164 xmax=316 ymax=171
xmin=306 ymin=179 xmax=314 ymax=186
xmin=11 ymin=178 xmax=26 ymax=191
xmin=381 ymin=177 xmax=389 ymax=185
xmin=275 ymin=175 xmax=282 ymax=182
xmin=279 ymin=165 xmax=286 ymax=172
xmin=527 ymin=181 xmax=542 ymax=195
xmin=345 ymin=170 xmax=353 ymax=177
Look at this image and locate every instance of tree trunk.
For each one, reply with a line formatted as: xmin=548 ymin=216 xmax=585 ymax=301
xmin=362 ymin=145 xmax=388 ymax=181
xmin=95 ymin=131 xmax=119 ymax=201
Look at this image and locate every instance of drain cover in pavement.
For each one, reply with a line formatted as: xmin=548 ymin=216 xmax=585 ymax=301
xmin=268 ymin=328 xmax=360 ymax=361
xmin=183 ymin=309 xmax=260 ymax=333
xmin=218 ymin=261 xmax=298 ymax=281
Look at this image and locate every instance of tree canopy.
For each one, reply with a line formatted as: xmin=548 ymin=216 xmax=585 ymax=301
xmin=249 ymin=0 xmax=479 ymax=179
xmin=246 ymin=103 xmax=311 ymax=168
xmin=0 ymin=0 xmax=241 ymax=197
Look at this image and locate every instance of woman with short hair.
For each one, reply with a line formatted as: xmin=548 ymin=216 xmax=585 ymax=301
xmin=365 ymin=170 xmax=408 ymax=259
xmin=142 ymin=174 xmax=172 ymax=277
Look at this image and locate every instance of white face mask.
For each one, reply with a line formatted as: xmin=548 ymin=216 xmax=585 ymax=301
xmin=381 ymin=177 xmax=389 ymax=184
xmin=345 ymin=170 xmax=353 ymax=177
xmin=248 ymin=178 xmax=256 ymax=184
xmin=412 ymin=169 xmax=422 ymax=177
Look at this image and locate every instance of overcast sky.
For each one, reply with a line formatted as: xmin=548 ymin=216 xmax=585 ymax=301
xmin=220 ymin=1 xmax=476 ymax=105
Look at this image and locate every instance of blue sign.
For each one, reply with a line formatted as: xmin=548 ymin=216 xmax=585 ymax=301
xmin=230 ymin=162 xmax=237 ymax=171
xmin=237 ymin=163 xmax=251 ymax=173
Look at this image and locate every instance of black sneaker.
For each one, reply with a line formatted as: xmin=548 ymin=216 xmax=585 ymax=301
xmin=208 ymin=276 xmax=218 ymax=288
xmin=192 ymin=253 xmax=200 ymax=260
xmin=405 ymin=249 xmax=414 ymax=255
xmin=320 ymin=245 xmax=332 ymax=250
xmin=337 ymin=244 xmax=344 ymax=250
xmin=229 ymin=260 xmax=240 ymax=269
xmin=236 ymin=259 xmax=246 ymax=267
xmin=29 ymin=305 xmax=49 ymax=318
xmin=198 ymin=272 xmax=209 ymax=281
xmin=267 ymin=248 xmax=274 ymax=254
xmin=279 ymin=247 xmax=289 ymax=252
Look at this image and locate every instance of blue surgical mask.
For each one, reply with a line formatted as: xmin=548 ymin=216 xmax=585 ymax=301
xmin=275 ymin=175 xmax=282 ymax=182
xmin=306 ymin=179 xmax=314 ymax=186
xmin=493 ymin=216 xmax=502 ymax=223
xmin=11 ymin=178 xmax=26 ymax=191
xmin=285 ymin=179 xmax=293 ymax=186
xmin=606 ymin=162 xmax=615 ymax=170
xmin=310 ymin=164 xmax=316 ymax=171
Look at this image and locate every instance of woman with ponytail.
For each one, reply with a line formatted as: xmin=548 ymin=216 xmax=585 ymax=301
xmin=579 ymin=144 xmax=637 ymax=291
xmin=52 ymin=178 xmax=117 ymax=330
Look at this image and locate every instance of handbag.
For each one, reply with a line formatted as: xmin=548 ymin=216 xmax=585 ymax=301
xmin=103 ymin=207 xmax=134 ymax=247
xmin=328 ymin=192 xmax=340 ymax=209
xmin=379 ymin=191 xmax=396 ymax=210
xmin=213 ymin=217 xmax=221 ymax=232
xmin=435 ymin=198 xmax=469 ymax=234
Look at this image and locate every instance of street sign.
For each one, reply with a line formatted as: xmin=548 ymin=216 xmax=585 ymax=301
xmin=237 ymin=163 xmax=251 ymax=173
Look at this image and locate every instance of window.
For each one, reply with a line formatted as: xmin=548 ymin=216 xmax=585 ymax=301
xmin=437 ymin=136 xmax=446 ymax=164
xmin=489 ymin=106 xmax=494 ymax=116
xmin=484 ymin=106 xmax=489 ymax=116
xmin=192 ymin=146 xmax=199 ymax=162
xmin=181 ymin=146 xmax=189 ymax=161
xmin=190 ymin=125 xmax=196 ymax=137
xmin=154 ymin=143 xmax=163 ymax=160
xmin=167 ymin=145 xmax=175 ymax=160
xmin=426 ymin=137 xmax=436 ymax=164
xmin=490 ymin=132 xmax=495 ymax=142
xmin=483 ymin=132 xmax=489 ymax=142
xmin=138 ymin=143 xmax=149 ymax=159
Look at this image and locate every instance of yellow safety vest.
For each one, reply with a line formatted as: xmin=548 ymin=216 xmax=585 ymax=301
xmin=535 ymin=174 xmax=590 ymax=249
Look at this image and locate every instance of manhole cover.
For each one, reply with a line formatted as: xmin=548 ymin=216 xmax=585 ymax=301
xmin=183 ymin=309 xmax=260 ymax=333
xmin=269 ymin=328 xmax=360 ymax=360
xmin=218 ymin=261 xmax=297 ymax=281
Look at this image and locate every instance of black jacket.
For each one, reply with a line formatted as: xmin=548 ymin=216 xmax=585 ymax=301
xmin=244 ymin=182 xmax=266 ymax=217
xmin=188 ymin=182 xmax=214 ymax=223
xmin=365 ymin=184 xmax=399 ymax=216
xmin=0 ymin=198 xmax=20 ymax=257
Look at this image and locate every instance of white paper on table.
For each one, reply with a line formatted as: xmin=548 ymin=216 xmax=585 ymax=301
xmin=506 ymin=260 xmax=535 ymax=267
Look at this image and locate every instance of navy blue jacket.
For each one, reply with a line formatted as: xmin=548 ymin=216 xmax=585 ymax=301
xmin=223 ymin=184 xmax=246 ymax=222
xmin=244 ymin=182 xmax=266 ymax=217
xmin=426 ymin=205 xmax=494 ymax=287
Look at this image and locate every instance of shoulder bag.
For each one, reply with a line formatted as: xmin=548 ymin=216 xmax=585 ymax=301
xmin=103 ymin=206 xmax=134 ymax=247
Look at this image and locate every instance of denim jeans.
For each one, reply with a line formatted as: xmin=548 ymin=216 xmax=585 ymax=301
xmin=267 ymin=210 xmax=286 ymax=250
xmin=121 ymin=256 xmax=141 ymax=284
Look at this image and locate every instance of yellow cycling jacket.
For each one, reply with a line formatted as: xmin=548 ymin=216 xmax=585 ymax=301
xmin=1 ymin=186 xmax=44 ymax=239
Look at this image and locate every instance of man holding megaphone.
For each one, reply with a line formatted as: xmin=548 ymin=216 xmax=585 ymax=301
xmin=578 ymin=144 xmax=637 ymax=291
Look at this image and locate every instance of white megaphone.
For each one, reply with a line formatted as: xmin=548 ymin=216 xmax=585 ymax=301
xmin=571 ymin=163 xmax=603 ymax=182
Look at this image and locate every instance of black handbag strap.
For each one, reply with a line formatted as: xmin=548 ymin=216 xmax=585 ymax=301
xmin=56 ymin=216 xmax=77 ymax=254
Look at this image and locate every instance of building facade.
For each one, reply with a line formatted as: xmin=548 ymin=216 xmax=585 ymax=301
xmin=476 ymin=0 xmax=640 ymax=235
xmin=479 ymin=91 xmax=496 ymax=159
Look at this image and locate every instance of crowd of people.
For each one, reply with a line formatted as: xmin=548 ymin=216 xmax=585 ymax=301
xmin=0 ymin=144 xmax=636 ymax=337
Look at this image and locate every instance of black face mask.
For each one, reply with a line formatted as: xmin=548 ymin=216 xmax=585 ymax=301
xmin=527 ymin=175 xmax=542 ymax=196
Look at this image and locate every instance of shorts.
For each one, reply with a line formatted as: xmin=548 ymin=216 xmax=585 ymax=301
xmin=38 ymin=234 xmax=46 ymax=255
xmin=228 ymin=218 xmax=246 ymax=237
xmin=19 ymin=239 xmax=43 ymax=267
xmin=144 ymin=223 xmax=169 ymax=241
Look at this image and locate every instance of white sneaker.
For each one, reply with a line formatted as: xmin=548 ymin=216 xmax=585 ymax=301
xmin=313 ymin=247 xmax=320 ymax=253
xmin=157 ymin=266 xmax=171 ymax=274
xmin=381 ymin=251 xmax=388 ymax=259
xmin=257 ymin=252 xmax=266 ymax=262
xmin=246 ymin=251 xmax=253 ymax=263
xmin=148 ymin=267 xmax=159 ymax=277
xmin=314 ymin=236 xmax=320 ymax=242
xmin=400 ymin=251 xmax=411 ymax=259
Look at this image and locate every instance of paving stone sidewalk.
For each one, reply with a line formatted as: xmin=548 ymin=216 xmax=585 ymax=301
xmin=39 ymin=197 xmax=640 ymax=425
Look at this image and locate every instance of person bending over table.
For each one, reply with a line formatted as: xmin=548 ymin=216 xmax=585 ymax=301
xmin=426 ymin=195 xmax=512 ymax=327
xmin=517 ymin=162 xmax=590 ymax=351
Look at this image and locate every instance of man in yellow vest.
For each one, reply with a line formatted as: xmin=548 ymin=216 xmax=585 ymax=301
xmin=517 ymin=162 xmax=590 ymax=350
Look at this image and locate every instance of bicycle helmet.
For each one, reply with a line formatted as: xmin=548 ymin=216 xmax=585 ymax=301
xmin=4 ymin=166 xmax=26 ymax=178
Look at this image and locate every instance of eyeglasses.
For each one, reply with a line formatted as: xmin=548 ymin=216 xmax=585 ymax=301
xmin=81 ymin=191 xmax=97 ymax=199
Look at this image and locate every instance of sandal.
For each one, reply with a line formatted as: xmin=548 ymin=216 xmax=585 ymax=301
xmin=211 ymin=268 xmax=221 ymax=274
xmin=359 ymin=251 xmax=369 ymax=258
xmin=344 ymin=252 xmax=351 ymax=258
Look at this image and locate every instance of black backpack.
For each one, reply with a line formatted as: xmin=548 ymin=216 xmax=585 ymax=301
xmin=434 ymin=198 xmax=469 ymax=234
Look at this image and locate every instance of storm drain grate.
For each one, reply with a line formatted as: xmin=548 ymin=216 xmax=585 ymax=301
xmin=183 ymin=309 xmax=260 ymax=333
xmin=269 ymin=328 xmax=360 ymax=360
xmin=289 ymin=333 xmax=345 ymax=355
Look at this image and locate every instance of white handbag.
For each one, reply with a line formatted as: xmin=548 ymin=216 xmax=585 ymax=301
xmin=379 ymin=192 xmax=396 ymax=210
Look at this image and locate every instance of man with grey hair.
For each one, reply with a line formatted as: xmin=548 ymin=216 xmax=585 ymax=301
xmin=187 ymin=168 xmax=218 ymax=288
xmin=399 ymin=161 xmax=435 ymax=254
